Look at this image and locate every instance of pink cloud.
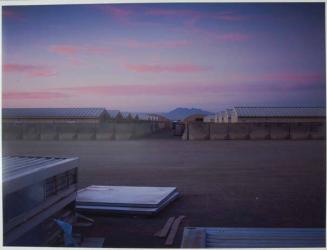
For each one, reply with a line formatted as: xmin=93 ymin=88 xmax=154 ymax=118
xmin=3 ymin=91 xmax=69 ymax=99
xmin=124 ymin=39 xmax=190 ymax=49
xmin=3 ymin=64 xmax=56 ymax=77
xmin=3 ymin=9 xmax=24 ymax=20
xmin=125 ymin=64 xmax=211 ymax=73
xmin=229 ymin=72 xmax=323 ymax=84
xmin=97 ymin=5 xmax=134 ymax=24
xmin=84 ymin=46 xmax=112 ymax=54
xmin=49 ymin=45 xmax=111 ymax=56
xmin=49 ymin=45 xmax=79 ymax=56
xmin=146 ymin=9 xmax=199 ymax=18
xmin=215 ymin=33 xmax=250 ymax=42
xmin=97 ymin=6 xmax=246 ymax=27
xmin=211 ymin=11 xmax=245 ymax=21
xmin=53 ymin=71 xmax=323 ymax=98
xmin=185 ymin=26 xmax=251 ymax=42
xmin=56 ymin=84 xmax=198 ymax=96
xmin=105 ymin=6 xmax=132 ymax=17
xmin=146 ymin=8 xmax=246 ymax=22
xmin=260 ymin=73 xmax=322 ymax=83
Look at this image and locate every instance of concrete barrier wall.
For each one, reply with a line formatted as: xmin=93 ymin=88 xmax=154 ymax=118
xmin=188 ymin=122 xmax=210 ymax=140
xmin=77 ymin=124 xmax=96 ymax=140
xmin=40 ymin=124 xmax=58 ymax=140
xmin=310 ymin=123 xmax=326 ymax=139
xmin=57 ymin=124 xmax=77 ymax=140
xmin=114 ymin=123 xmax=135 ymax=140
xmin=3 ymin=121 xmax=163 ymax=141
xmin=95 ymin=123 xmax=114 ymax=140
xmin=249 ymin=123 xmax=270 ymax=140
xmin=270 ymin=123 xmax=290 ymax=140
xmin=158 ymin=122 xmax=166 ymax=129
xmin=4 ymin=121 xmax=324 ymax=141
xmin=134 ymin=122 xmax=152 ymax=138
xmin=209 ymin=123 xmax=228 ymax=140
xmin=290 ymin=123 xmax=311 ymax=140
xmin=229 ymin=123 xmax=250 ymax=139
xmin=22 ymin=124 xmax=41 ymax=140
xmin=183 ymin=122 xmax=325 ymax=140
xmin=3 ymin=124 xmax=23 ymax=140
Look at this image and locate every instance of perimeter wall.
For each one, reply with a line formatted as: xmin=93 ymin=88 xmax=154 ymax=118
xmin=182 ymin=122 xmax=325 ymax=140
xmin=3 ymin=121 xmax=165 ymax=141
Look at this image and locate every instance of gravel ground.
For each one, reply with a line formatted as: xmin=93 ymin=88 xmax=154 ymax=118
xmin=3 ymin=139 xmax=326 ymax=248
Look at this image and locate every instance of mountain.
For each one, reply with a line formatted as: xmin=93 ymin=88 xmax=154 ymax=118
xmin=161 ymin=107 xmax=214 ymax=121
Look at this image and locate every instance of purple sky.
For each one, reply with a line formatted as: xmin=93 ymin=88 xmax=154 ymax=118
xmin=2 ymin=3 xmax=326 ymax=112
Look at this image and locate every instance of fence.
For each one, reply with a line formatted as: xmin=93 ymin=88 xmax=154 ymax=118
xmin=183 ymin=122 xmax=325 ymax=140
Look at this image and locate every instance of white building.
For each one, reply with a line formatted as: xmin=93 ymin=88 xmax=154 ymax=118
xmin=231 ymin=107 xmax=326 ymax=123
xmin=204 ymin=115 xmax=216 ymax=123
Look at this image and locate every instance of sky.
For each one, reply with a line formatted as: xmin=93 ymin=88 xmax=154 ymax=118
xmin=2 ymin=2 xmax=326 ymax=113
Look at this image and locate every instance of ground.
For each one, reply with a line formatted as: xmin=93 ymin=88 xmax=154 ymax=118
xmin=3 ymin=139 xmax=326 ymax=248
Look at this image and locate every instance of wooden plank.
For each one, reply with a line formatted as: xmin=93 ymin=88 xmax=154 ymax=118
xmin=181 ymin=227 xmax=206 ymax=248
xmin=76 ymin=213 xmax=95 ymax=223
xmin=154 ymin=217 xmax=175 ymax=238
xmin=165 ymin=215 xmax=186 ymax=245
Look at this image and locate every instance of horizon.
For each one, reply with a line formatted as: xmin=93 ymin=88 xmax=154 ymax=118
xmin=2 ymin=2 xmax=326 ymax=113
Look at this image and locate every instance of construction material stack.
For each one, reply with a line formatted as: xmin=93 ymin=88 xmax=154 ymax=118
xmin=76 ymin=185 xmax=180 ymax=215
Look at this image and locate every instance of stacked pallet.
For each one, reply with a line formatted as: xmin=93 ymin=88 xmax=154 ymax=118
xmin=76 ymin=185 xmax=180 ymax=215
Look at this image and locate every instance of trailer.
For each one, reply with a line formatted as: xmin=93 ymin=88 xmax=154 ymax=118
xmin=3 ymin=155 xmax=79 ymax=246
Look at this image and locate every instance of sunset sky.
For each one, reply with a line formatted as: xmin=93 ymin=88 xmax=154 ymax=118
xmin=2 ymin=3 xmax=326 ymax=112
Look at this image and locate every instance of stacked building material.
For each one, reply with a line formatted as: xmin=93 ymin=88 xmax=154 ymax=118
xmin=181 ymin=227 xmax=326 ymax=248
xmin=3 ymin=156 xmax=79 ymax=246
xmin=76 ymin=185 xmax=180 ymax=215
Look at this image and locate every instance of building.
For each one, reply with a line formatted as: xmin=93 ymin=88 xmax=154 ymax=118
xmin=3 ymin=156 xmax=79 ymax=246
xmin=204 ymin=115 xmax=216 ymax=123
xmin=231 ymin=107 xmax=326 ymax=123
xmin=215 ymin=111 xmax=224 ymax=123
xmin=183 ymin=114 xmax=205 ymax=123
xmin=106 ymin=109 xmax=120 ymax=120
xmin=3 ymin=108 xmax=110 ymax=124
xmin=222 ymin=109 xmax=234 ymax=123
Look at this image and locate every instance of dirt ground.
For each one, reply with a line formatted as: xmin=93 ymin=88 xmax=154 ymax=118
xmin=3 ymin=139 xmax=326 ymax=248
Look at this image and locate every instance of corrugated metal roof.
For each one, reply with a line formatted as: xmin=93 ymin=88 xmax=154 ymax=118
xmin=138 ymin=114 xmax=149 ymax=120
xmin=234 ymin=107 xmax=326 ymax=118
xmin=217 ymin=111 xmax=224 ymax=117
xmin=181 ymin=227 xmax=325 ymax=248
xmin=2 ymin=108 xmax=106 ymax=119
xmin=3 ymin=156 xmax=79 ymax=194
xmin=225 ymin=109 xmax=234 ymax=116
xmin=204 ymin=115 xmax=215 ymax=119
xmin=2 ymin=156 xmax=77 ymax=182
xmin=106 ymin=109 xmax=120 ymax=118
xmin=121 ymin=112 xmax=131 ymax=119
